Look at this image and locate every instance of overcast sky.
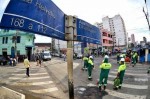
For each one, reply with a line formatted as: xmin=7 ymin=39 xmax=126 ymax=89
xmin=0 ymin=0 xmax=150 ymax=43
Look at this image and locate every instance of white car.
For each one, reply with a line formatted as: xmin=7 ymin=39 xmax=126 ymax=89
xmin=42 ymin=51 xmax=52 ymax=60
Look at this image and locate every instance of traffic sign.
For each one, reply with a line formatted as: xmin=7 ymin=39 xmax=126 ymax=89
xmin=0 ymin=0 xmax=65 ymax=40
xmin=77 ymin=18 xmax=101 ymax=44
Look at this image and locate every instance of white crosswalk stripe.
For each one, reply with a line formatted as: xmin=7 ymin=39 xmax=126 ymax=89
xmin=105 ymin=89 xmax=147 ymax=99
xmin=9 ymin=76 xmax=50 ymax=80
xmin=107 ymin=80 xmax=148 ymax=89
xmin=13 ymin=81 xmax=53 ymax=86
xmin=30 ymin=87 xmax=58 ymax=93
xmin=12 ymin=73 xmax=47 ymax=76
xmin=110 ymin=71 xmax=148 ymax=76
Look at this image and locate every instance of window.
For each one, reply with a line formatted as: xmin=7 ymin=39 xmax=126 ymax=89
xmin=5 ymin=37 xmax=8 ymax=44
xmin=17 ymin=36 xmax=21 ymax=43
xmin=2 ymin=37 xmax=8 ymax=44
xmin=2 ymin=37 xmax=5 ymax=44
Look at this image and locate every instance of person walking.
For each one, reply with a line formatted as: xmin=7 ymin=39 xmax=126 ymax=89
xmin=114 ymin=58 xmax=126 ymax=90
xmin=87 ymin=56 xmax=94 ymax=80
xmin=132 ymin=52 xmax=137 ymax=67
xmin=36 ymin=54 xmax=40 ymax=66
xmin=63 ymin=53 xmax=66 ymax=61
xmin=82 ymin=55 xmax=88 ymax=71
xmin=98 ymin=57 xmax=112 ymax=91
xmin=24 ymin=56 xmax=30 ymax=77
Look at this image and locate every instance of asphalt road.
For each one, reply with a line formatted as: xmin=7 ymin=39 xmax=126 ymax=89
xmin=0 ymin=56 xmax=150 ymax=99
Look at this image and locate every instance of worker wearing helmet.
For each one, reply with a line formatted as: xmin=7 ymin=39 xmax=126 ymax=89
xmin=98 ymin=57 xmax=112 ymax=91
xmin=87 ymin=56 xmax=94 ymax=80
xmin=114 ymin=58 xmax=126 ymax=90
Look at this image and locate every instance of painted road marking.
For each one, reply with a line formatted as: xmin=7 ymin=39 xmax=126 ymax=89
xmin=86 ymin=83 xmax=146 ymax=99
xmin=106 ymin=89 xmax=146 ymax=99
xmin=13 ymin=81 xmax=53 ymax=86
xmin=108 ymin=74 xmax=148 ymax=82
xmin=12 ymin=73 xmax=47 ymax=76
xmin=30 ymin=87 xmax=58 ymax=93
xmin=110 ymin=71 xmax=148 ymax=76
xmin=107 ymin=80 xmax=148 ymax=89
xmin=9 ymin=76 xmax=50 ymax=80
xmin=114 ymin=69 xmax=147 ymax=72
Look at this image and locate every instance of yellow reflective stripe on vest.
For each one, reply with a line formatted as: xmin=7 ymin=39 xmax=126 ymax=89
xmin=88 ymin=59 xmax=93 ymax=65
xmin=83 ymin=57 xmax=88 ymax=60
xmin=100 ymin=63 xmax=112 ymax=69
xmin=118 ymin=64 xmax=126 ymax=72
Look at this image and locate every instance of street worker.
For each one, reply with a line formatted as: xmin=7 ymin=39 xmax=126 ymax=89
xmin=87 ymin=56 xmax=94 ymax=80
xmin=102 ymin=54 xmax=109 ymax=63
xmin=132 ymin=52 xmax=137 ymax=67
xmin=114 ymin=58 xmax=126 ymax=90
xmin=24 ymin=56 xmax=30 ymax=77
xmin=82 ymin=55 xmax=89 ymax=71
xmin=98 ymin=57 xmax=112 ymax=91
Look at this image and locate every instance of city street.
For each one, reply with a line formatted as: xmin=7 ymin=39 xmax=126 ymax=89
xmin=0 ymin=56 xmax=149 ymax=99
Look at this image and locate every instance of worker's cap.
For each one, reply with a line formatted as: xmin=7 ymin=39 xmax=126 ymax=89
xmin=120 ymin=58 xmax=125 ymax=62
xmin=89 ymin=56 xmax=93 ymax=59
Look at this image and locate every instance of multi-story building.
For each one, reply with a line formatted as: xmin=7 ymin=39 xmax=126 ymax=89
xmin=96 ymin=15 xmax=128 ymax=49
xmin=0 ymin=29 xmax=35 ymax=61
xmin=131 ymin=34 xmax=135 ymax=44
xmin=101 ymin=29 xmax=113 ymax=51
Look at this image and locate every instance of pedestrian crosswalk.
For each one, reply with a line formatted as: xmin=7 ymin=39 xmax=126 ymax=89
xmin=7 ymin=63 xmax=59 ymax=95
xmin=97 ymin=63 xmax=149 ymax=99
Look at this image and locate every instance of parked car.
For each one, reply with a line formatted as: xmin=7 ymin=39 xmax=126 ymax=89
xmin=0 ymin=56 xmax=7 ymax=65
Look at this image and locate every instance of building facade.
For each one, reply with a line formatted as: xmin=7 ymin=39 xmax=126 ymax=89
xmin=101 ymin=29 xmax=113 ymax=51
xmin=97 ymin=15 xmax=128 ymax=48
xmin=0 ymin=29 xmax=35 ymax=60
xmin=131 ymin=34 xmax=135 ymax=44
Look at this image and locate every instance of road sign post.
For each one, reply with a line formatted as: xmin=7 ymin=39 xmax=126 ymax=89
xmin=65 ymin=15 xmax=77 ymax=99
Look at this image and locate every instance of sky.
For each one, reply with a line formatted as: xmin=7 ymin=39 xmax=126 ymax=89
xmin=0 ymin=0 xmax=150 ymax=43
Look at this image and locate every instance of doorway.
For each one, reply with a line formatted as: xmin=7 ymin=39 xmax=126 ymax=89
xmin=26 ymin=47 xmax=32 ymax=60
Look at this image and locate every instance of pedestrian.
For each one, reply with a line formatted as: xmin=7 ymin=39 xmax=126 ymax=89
xmin=82 ymin=55 xmax=88 ymax=71
xmin=36 ymin=54 xmax=40 ymax=66
xmin=63 ymin=53 xmax=66 ymax=61
xmin=24 ymin=56 xmax=30 ymax=77
xmin=87 ymin=56 xmax=94 ymax=80
xmin=132 ymin=52 xmax=137 ymax=67
xmin=98 ymin=57 xmax=112 ymax=91
xmin=113 ymin=58 xmax=126 ymax=90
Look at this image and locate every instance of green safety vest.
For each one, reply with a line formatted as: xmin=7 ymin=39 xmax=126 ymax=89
xmin=88 ymin=59 xmax=93 ymax=65
xmin=118 ymin=64 xmax=126 ymax=73
xmin=83 ymin=57 xmax=88 ymax=61
xmin=100 ymin=63 xmax=112 ymax=77
xmin=100 ymin=63 xmax=112 ymax=69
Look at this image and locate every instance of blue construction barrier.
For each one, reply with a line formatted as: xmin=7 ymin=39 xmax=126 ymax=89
xmin=147 ymin=54 xmax=150 ymax=62
xmin=139 ymin=56 xmax=145 ymax=63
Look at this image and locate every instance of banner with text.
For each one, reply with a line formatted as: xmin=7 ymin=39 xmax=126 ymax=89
xmin=77 ymin=18 xmax=101 ymax=44
xmin=0 ymin=0 xmax=65 ymax=40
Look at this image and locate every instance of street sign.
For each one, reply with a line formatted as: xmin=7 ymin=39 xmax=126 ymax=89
xmin=77 ymin=18 xmax=101 ymax=44
xmin=0 ymin=0 xmax=65 ymax=40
